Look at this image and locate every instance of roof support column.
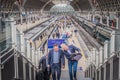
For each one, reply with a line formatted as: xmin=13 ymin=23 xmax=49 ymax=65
xmin=99 ymin=68 xmax=101 ymax=80
xmin=104 ymin=40 xmax=109 ymax=62
xmin=32 ymin=47 xmax=35 ymax=64
xmin=109 ymin=58 xmax=113 ymax=80
xmin=119 ymin=54 xmax=120 ymax=80
xmin=103 ymin=63 xmax=106 ymax=80
xmin=100 ymin=15 xmax=103 ymax=24
xmin=0 ymin=17 xmax=2 ymax=31
xmin=27 ymin=40 xmax=30 ymax=59
xmin=116 ymin=15 xmax=120 ymax=29
xmin=20 ymin=32 xmax=25 ymax=54
xmin=4 ymin=17 xmax=16 ymax=48
xmin=107 ymin=15 xmax=110 ymax=27
xmin=110 ymin=31 xmax=115 ymax=57
xmin=99 ymin=47 xmax=104 ymax=66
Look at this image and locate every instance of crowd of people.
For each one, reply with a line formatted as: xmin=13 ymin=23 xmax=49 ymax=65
xmin=36 ymin=17 xmax=82 ymax=80
xmin=37 ymin=43 xmax=82 ymax=80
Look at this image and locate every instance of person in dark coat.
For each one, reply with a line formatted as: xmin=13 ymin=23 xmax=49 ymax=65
xmin=48 ymin=44 xmax=65 ymax=80
xmin=39 ymin=55 xmax=51 ymax=80
xmin=56 ymin=31 xmax=60 ymax=39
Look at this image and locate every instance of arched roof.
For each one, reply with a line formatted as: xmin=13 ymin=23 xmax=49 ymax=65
xmin=0 ymin=0 xmax=120 ymax=11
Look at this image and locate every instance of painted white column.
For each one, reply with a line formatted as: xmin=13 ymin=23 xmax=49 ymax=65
xmin=37 ymin=49 xmax=40 ymax=61
xmin=29 ymin=13 xmax=31 ymax=23
xmin=27 ymin=12 xmax=30 ymax=24
xmin=99 ymin=47 xmax=104 ymax=66
xmin=100 ymin=15 xmax=103 ymax=24
xmin=35 ymin=51 xmax=38 ymax=67
xmin=90 ymin=51 xmax=93 ymax=64
xmin=32 ymin=48 xmax=35 ymax=64
xmin=119 ymin=55 xmax=120 ymax=80
xmin=87 ymin=56 xmax=90 ymax=67
xmin=27 ymin=40 xmax=30 ymax=59
xmin=23 ymin=58 xmax=27 ymax=80
xmin=92 ymin=48 xmax=96 ymax=65
xmin=92 ymin=65 xmax=95 ymax=78
xmin=107 ymin=16 xmax=109 ymax=27
xmin=20 ymin=12 xmax=23 ymax=24
xmin=99 ymin=68 xmax=101 ymax=80
xmin=110 ymin=31 xmax=115 ymax=57
xmin=96 ymin=50 xmax=99 ymax=68
xmin=103 ymin=64 xmax=106 ymax=80
xmin=104 ymin=40 xmax=109 ymax=62
xmin=0 ymin=17 xmax=2 ymax=31
xmin=29 ymin=64 xmax=32 ymax=80
xmin=14 ymin=53 xmax=19 ymax=79
xmin=36 ymin=50 xmax=40 ymax=65
xmin=116 ymin=17 xmax=119 ymax=29
xmin=4 ymin=17 xmax=16 ymax=48
xmin=109 ymin=58 xmax=113 ymax=80
xmin=20 ymin=33 xmax=25 ymax=54
xmin=34 ymin=68 xmax=36 ymax=80
xmin=95 ymin=70 xmax=97 ymax=80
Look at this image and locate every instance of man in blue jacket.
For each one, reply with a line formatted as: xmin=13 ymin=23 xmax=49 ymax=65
xmin=61 ymin=44 xmax=80 ymax=80
xmin=48 ymin=44 xmax=65 ymax=80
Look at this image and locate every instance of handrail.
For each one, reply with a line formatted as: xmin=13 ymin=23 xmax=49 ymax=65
xmin=15 ymin=49 xmax=38 ymax=69
xmin=0 ymin=47 xmax=10 ymax=54
xmin=0 ymin=53 xmax=14 ymax=65
xmin=0 ymin=48 xmax=14 ymax=59
xmin=0 ymin=48 xmax=38 ymax=69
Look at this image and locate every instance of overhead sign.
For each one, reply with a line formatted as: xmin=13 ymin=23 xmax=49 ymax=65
xmin=48 ymin=39 xmax=65 ymax=48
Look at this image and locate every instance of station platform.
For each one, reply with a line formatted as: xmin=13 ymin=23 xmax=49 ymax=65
xmin=16 ymin=17 xmax=49 ymax=32
xmin=1 ymin=14 xmax=120 ymax=80
xmin=46 ymin=21 xmax=88 ymax=79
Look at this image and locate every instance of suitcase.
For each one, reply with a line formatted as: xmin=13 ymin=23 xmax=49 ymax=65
xmin=36 ymin=70 xmax=44 ymax=80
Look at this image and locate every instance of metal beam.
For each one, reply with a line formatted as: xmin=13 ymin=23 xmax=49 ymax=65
xmin=41 ymin=0 xmax=52 ymax=14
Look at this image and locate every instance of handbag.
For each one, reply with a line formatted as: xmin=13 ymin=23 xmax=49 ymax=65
xmin=70 ymin=53 xmax=82 ymax=61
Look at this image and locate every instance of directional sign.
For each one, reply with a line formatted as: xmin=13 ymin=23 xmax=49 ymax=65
xmin=48 ymin=39 xmax=65 ymax=48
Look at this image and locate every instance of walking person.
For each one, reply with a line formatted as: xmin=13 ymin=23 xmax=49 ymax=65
xmin=39 ymin=54 xmax=51 ymax=80
xmin=61 ymin=44 xmax=81 ymax=80
xmin=48 ymin=44 xmax=65 ymax=80
xmin=74 ymin=29 xmax=78 ymax=36
xmin=56 ymin=31 xmax=60 ymax=39
xmin=52 ymin=32 xmax=55 ymax=39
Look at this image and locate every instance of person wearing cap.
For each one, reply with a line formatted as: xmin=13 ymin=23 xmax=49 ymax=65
xmin=48 ymin=44 xmax=65 ymax=80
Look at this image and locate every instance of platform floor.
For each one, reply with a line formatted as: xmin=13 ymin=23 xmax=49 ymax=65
xmin=16 ymin=18 xmax=49 ymax=32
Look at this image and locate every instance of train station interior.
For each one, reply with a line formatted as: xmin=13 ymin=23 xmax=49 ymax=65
xmin=0 ymin=0 xmax=120 ymax=80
